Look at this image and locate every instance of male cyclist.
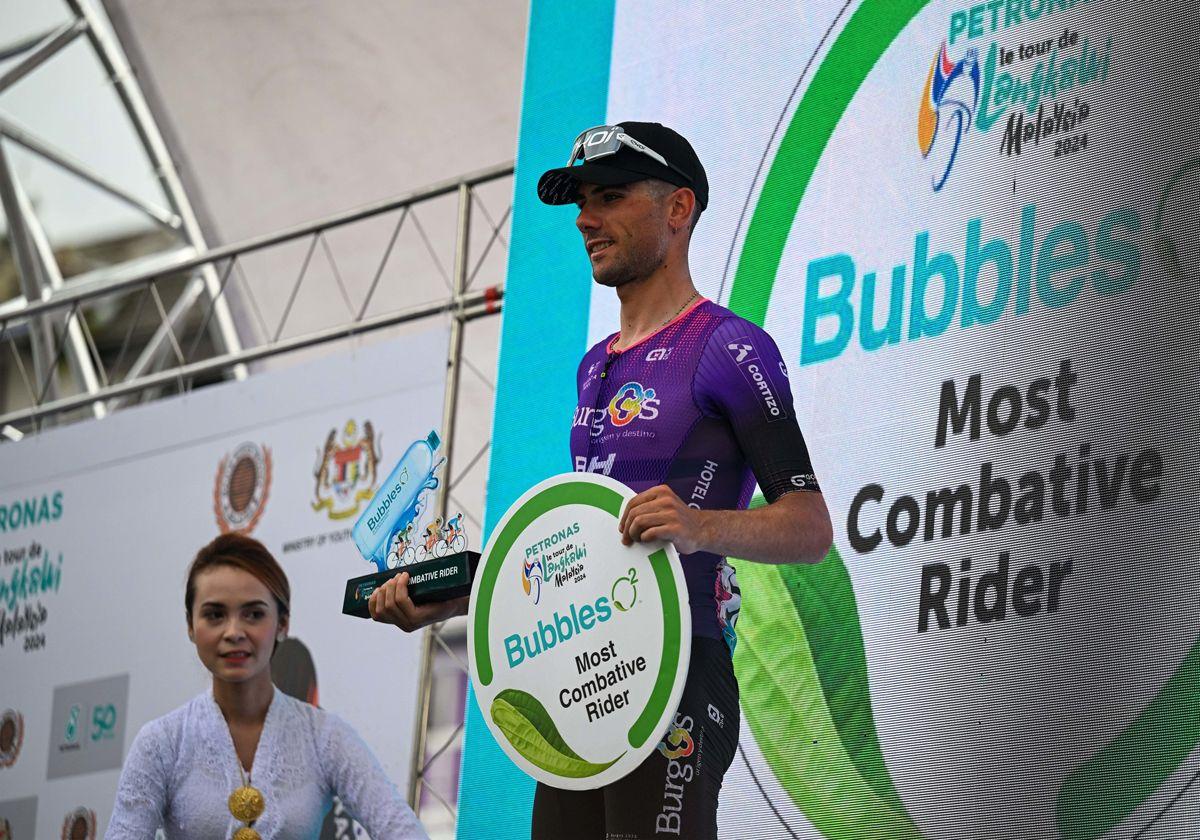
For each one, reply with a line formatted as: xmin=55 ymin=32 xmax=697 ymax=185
xmin=444 ymin=511 xmax=464 ymax=542
xmin=422 ymin=517 xmax=443 ymax=554
xmin=370 ymin=121 xmax=832 ymax=839
xmin=537 ymin=122 xmax=832 ymax=838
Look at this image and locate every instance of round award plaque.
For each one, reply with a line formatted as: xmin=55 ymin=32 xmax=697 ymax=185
xmin=468 ymin=472 xmax=691 ymax=789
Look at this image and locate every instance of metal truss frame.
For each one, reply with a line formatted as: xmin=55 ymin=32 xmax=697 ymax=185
xmin=0 ymin=161 xmax=512 ymax=430
xmin=0 ymin=0 xmax=243 ymax=423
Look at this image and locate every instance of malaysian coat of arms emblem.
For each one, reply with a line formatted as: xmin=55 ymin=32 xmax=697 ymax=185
xmin=313 ymin=420 xmax=381 ymax=520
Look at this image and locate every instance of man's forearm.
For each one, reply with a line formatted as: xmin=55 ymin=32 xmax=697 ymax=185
xmin=695 ymin=491 xmax=832 ymax=565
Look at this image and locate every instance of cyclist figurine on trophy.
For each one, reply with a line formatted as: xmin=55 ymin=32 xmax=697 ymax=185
xmin=342 ymin=430 xmax=479 ymax=618
xmin=384 ymin=512 xmax=469 ymax=567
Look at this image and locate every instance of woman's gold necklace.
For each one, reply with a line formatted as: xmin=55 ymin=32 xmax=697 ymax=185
xmin=228 ymin=761 xmax=265 ymax=840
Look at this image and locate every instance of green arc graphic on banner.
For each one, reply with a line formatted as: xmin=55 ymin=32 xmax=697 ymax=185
xmin=726 ymin=0 xmax=929 ymax=834
xmin=728 ymin=0 xmax=930 ymax=326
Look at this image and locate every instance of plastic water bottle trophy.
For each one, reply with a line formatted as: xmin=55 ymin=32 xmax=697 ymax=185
xmin=341 ymin=430 xmax=480 ymax=618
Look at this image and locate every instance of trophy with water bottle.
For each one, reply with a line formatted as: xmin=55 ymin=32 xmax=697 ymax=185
xmin=341 ymin=429 xmax=479 ymax=618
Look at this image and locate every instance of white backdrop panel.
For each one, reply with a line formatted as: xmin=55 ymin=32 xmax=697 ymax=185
xmin=0 ymin=325 xmax=448 ymax=837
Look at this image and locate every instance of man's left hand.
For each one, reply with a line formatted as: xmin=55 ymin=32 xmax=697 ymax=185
xmin=618 ymin=484 xmax=708 ymax=554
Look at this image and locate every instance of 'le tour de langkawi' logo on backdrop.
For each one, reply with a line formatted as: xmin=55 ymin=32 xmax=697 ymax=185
xmin=312 ymin=420 xmax=380 ymax=520
xmin=0 ymin=709 xmax=23 ymax=768
xmin=918 ymin=2 xmax=1112 ymax=191
xmin=214 ymin=442 xmax=272 ymax=534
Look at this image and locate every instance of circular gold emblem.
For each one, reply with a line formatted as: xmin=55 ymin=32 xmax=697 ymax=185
xmin=228 ymin=785 xmax=266 ymax=822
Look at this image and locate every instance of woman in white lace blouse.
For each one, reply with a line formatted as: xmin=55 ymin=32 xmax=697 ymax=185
xmin=106 ymin=533 xmax=428 ymax=840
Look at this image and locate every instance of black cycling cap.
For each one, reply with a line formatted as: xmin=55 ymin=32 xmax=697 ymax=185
xmin=537 ymin=121 xmax=709 ymax=210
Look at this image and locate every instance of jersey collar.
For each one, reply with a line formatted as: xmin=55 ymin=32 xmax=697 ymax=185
xmin=605 ymin=296 xmax=708 ymax=356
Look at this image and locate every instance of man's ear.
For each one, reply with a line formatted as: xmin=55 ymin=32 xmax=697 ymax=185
xmin=669 ymin=188 xmax=697 ymax=233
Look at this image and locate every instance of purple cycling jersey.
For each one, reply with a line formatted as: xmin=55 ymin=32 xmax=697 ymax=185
xmin=570 ymin=298 xmax=820 ymax=648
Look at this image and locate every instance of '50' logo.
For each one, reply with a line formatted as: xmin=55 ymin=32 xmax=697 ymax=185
xmin=91 ymin=704 xmax=117 ymax=742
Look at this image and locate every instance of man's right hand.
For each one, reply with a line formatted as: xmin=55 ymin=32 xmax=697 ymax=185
xmin=367 ymin=572 xmax=469 ymax=632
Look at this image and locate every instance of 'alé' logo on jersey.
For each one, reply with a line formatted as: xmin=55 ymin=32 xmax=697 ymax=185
xmin=573 ymin=381 xmax=661 ymax=437
xmin=725 ymin=339 xmax=788 ymax=423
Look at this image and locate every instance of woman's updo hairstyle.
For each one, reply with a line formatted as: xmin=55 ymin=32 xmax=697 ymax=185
xmin=185 ymin=532 xmax=290 ymax=626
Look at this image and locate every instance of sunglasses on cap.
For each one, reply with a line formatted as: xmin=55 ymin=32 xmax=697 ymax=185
xmin=566 ymin=125 xmax=695 ymax=186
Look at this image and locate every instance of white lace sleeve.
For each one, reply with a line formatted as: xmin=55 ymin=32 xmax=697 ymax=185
xmin=318 ymin=714 xmax=429 ymax=840
xmin=105 ymin=718 xmax=172 ymax=839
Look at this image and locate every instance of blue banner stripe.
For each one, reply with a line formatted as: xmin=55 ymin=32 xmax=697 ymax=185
xmin=457 ymin=1 xmax=615 ymax=837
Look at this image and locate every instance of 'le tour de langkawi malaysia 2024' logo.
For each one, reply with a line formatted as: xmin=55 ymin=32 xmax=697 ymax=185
xmin=521 ymin=521 xmax=592 ymax=606
xmin=917 ymin=40 xmax=980 ymax=191
xmin=312 ymin=419 xmax=381 ymax=520
xmin=918 ymin=1 xmax=1111 ymax=191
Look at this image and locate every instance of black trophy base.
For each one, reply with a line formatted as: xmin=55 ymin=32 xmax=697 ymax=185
xmin=342 ymin=550 xmax=480 ymax=618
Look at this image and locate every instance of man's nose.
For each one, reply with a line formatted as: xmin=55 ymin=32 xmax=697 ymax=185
xmin=576 ymin=204 xmax=599 ymax=233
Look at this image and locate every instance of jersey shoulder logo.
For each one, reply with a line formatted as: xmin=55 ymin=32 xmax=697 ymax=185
xmin=725 ymin=335 xmax=789 ymax=423
xmin=726 ymin=341 xmax=753 ymax=363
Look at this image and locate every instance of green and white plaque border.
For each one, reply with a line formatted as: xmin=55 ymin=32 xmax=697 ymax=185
xmin=468 ymin=472 xmax=691 ymax=790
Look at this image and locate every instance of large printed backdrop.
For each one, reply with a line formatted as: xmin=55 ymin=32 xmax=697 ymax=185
xmin=0 ymin=328 xmax=448 ymax=838
xmin=462 ymin=1 xmax=1200 ymax=838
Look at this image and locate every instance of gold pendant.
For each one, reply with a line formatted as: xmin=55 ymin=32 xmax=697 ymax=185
xmin=232 ymin=827 xmax=262 ymax=840
xmin=228 ymin=785 xmax=265 ymax=822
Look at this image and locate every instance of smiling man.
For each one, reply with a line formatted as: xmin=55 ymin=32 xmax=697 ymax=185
xmin=530 ymin=122 xmax=834 ymax=839
xmin=367 ymin=121 xmax=834 ymax=839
